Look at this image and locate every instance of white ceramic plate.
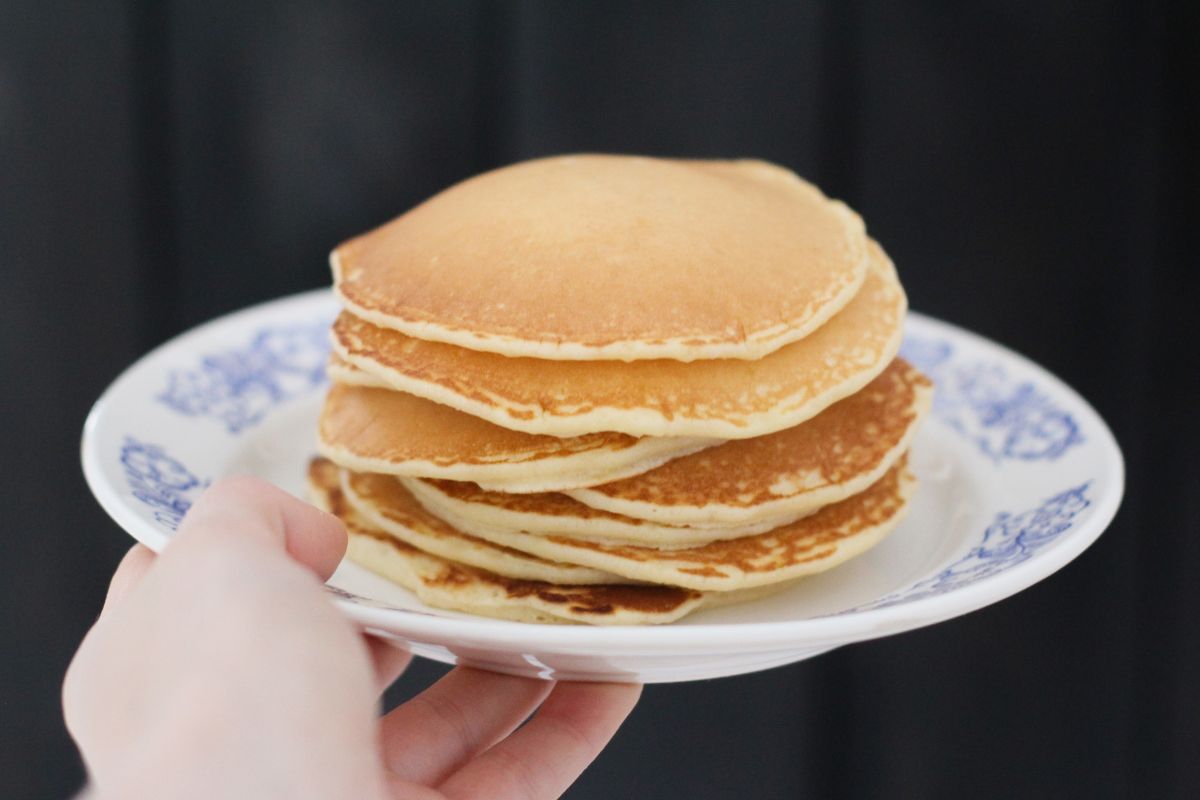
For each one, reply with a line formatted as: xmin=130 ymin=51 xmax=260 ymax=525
xmin=82 ymin=290 xmax=1123 ymax=683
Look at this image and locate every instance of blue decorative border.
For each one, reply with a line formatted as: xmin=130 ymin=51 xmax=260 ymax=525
xmin=843 ymin=482 xmax=1092 ymax=613
xmin=158 ymin=319 xmax=332 ymax=434
xmin=901 ymin=334 xmax=1083 ymax=462
xmin=120 ymin=438 xmax=209 ymax=531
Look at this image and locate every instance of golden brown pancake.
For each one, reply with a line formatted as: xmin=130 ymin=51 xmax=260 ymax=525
xmin=344 ymin=458 xmax=915 ymax=592
xmin=318 ymin=383 xmax=715 ymax=493
xmin=332 ymin=155 xmax=868 ymax=362
xmin=309 ymin=458 xmax=780 ymax=625
xmin=567 ymin=358 xmax=932 ymax=524
xmin=332 ymin=240 xmax=906 ymax=439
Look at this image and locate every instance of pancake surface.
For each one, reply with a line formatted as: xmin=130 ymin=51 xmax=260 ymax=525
xmin=333 ymin=155 xmax=868 ymax=362
xmin=345 ymin=459 xmax=915 ymax=592
xmin=318 ymin=383 xmax=714 ymax=493
xmin=567 ymin=358 xmax=931 ymax=524
xmin=332 ymin=240 xmax=906 ymax=439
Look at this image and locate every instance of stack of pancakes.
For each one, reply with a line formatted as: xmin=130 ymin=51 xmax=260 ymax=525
xmin=309 ymin=155 xmax=931 ymax=625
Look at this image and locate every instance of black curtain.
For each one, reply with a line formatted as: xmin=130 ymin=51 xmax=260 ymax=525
xmin=2 ymin=2 xmax=1196 ymax=797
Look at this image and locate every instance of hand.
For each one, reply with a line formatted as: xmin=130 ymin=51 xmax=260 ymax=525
xmin=63 ymin=477 xmax=641 ymax=799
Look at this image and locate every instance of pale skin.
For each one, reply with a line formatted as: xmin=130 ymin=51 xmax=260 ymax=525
xmin=63 ymin=477 xmax=641 ymax=799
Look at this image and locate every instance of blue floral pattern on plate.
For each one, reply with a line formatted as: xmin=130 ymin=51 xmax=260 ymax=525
xmin=842 ymin=482 xmax=1092 ymax=613
xmin=901 ymin=334 xmax=1083 ymax=462
xmin=120 ymin=438 xmax=209 ymax=531
xmin=158 ymin=320 xmax=331 ymax=434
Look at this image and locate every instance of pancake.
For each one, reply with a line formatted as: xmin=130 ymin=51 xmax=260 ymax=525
xmin=327 ymin=355 xmax=388 ymax=388
xmin=344 ymin=458 xmax=915 ymax=592
xmin=332 ymin=154 xmax=868 ymax=362
xmin=397 ymin=359 xmax=927 ymax=544
xmin=402 ymin=476 xmax=805 ymax=548
xmin=318 ymin=384 xmax=716 ymax=493
xmin=308 ymin=458 xmax=782 ymax=625
xmin=310 ymin=458 xmax=629 ymax=584
xmin=332 ymin=240 xmax=905 ymax=439
xmin=344 ymin=532 xmax=702 ymax=624
xmin=567 ymin=358 xmax=932 ymax=525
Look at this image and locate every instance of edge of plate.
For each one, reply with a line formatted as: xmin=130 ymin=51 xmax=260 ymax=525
xmin=81 ymin=288 xmax=336 ymax=555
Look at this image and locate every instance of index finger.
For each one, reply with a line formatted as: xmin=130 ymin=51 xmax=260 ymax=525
xmin=438 ymin=681 xmax=642 ymax=800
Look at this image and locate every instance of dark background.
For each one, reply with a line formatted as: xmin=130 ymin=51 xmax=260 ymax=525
xmin=2 ymin=1 xmax=1196 ymax=797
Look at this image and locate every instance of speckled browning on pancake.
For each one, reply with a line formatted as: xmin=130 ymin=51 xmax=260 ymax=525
xmin=333 ymin=155 xmax=868 ymax=362
xmin=332 ymin=241 xmax=905 ymax=439
xmin=307 ymin=457 xmax=710 ymax=624
xmin=348 ymin=458 xmax=915 ymax=592
xmin=566 ymin=359 xmax=931 ymax=524
xmin=318 ymin=384 xmax=714 ymax=492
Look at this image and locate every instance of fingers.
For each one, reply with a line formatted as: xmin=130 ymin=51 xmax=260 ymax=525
xmin=364 ymin=635 xmax=412 ymax=694
xmin=380 ymin=667 xmax=554 ymax=785
xmin=438 ymin=681 xmax=642 ymax=800
xmin=174 ymin=475 xmax=347 ymax=580
xmin=100 ymin=545 xmax=156 ymax=617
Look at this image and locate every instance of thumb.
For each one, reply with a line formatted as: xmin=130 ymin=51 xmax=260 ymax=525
xmin=99 ymin=544 xmax=157 ymax=617
xmin=172 ymin=475 xmax=347 ymax=581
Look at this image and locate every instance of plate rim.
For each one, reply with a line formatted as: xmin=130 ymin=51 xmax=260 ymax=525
xmin=81 ymin=289 xmax=1125 ymax=653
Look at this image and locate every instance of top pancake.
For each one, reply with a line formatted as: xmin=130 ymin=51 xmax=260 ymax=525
xmin=332 ymin=240 xmax=905 ymax=439
xmin=332 ymin=154 xmax=869 ymax=362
